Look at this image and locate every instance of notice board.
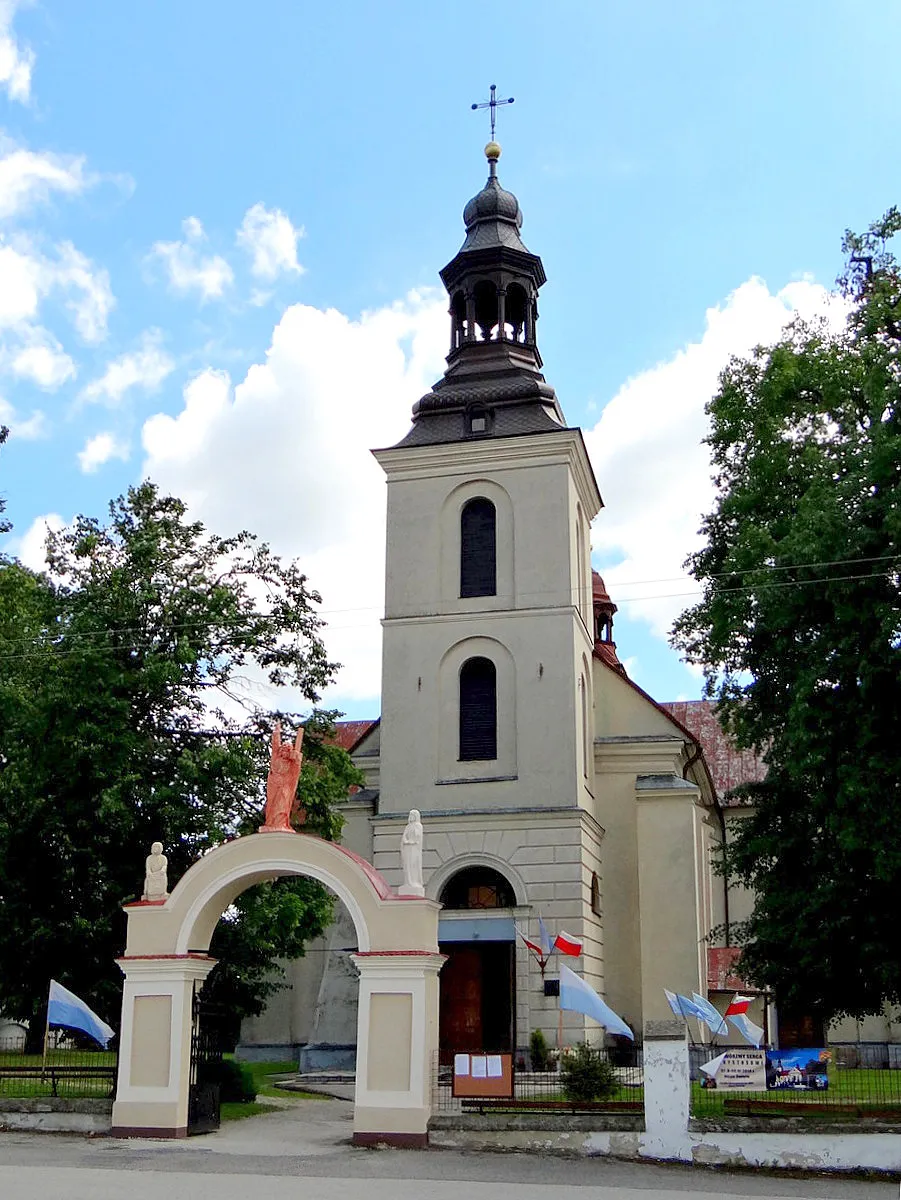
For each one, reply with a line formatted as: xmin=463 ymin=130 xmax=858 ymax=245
xmin=451 ymin=1052 xmax=514 ymax=1099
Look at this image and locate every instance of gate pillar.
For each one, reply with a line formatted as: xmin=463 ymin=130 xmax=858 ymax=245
xmin=111 ymin=954 xmax=216 ymax=1138
xmin=351 ymin=951 xmax=445 ymax=1147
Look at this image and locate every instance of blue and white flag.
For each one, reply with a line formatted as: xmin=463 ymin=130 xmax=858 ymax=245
xmin=559 ymin=964 xmax=634 ymax=1040
xmin=538 ymin=915 xmax=553 ymax=958
xmin=47 ymin=980 xmax=115 ymax=1048
xmin=663 ymin=988 xmax=705 ymax=1021
xmin=691 ymin=992 xmax=729 ymax=1037
xmin=728 ymin=1012 xmax=765 ymax=1047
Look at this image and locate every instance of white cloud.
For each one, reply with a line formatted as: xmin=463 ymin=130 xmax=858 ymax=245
xmin=585 ymin=276 xmax=848 ymax=643
xmin=8 ymin=512 xmax=65 ymax=571
xmin=0 ymin=239 xmax=114 ymax=342
xmin=142 ymin=290 xmax=447 ymax=705
xmin=77 ymin=431 xmax=129 ymax=473
xmin=0 ymin=393 xmax=45 ymax=438
xmin=81 ymin=329 xmax=174 ymax=406
xmin=150 ymin=218 xmax=234 ymax=301
xmin=55 ymin=242 xmax=114 ymax=343
xmin=10 ymin=330 xmax=76 ymax=388
xmin=237 ymin=203 xmax=304 ymax=281
xmin=0 ymin=142 xmax=90 ymax=220
xmin=0 ymin=1 xmax=33 ymax=103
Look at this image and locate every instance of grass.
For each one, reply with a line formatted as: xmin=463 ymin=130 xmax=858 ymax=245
xmin=215 ymin=1058 xmax=331 ymax=1122
xmin=0 ymin=1048 xmax=116 ymax=1098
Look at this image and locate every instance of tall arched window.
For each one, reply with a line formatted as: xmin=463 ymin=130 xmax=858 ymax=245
xmin=460 ymin=498 xmax=496 ymax=598
xmin=459 ymin=656 xmax=497 ymax=761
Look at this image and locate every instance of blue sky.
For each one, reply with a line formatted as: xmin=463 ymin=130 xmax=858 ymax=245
xmin=1 ymin=0 xmax=900 ymax=718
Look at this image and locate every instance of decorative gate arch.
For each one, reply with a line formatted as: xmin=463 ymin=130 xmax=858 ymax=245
xmin=111 ymin=831 xmax=443 ymax=1145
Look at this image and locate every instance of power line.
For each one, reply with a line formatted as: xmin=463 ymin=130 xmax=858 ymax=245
xmin=0 ymin=566 xmax=895 ymax=665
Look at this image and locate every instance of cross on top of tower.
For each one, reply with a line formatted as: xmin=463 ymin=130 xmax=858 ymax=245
xmin=471 ymin=83 xmax=514 ymax=142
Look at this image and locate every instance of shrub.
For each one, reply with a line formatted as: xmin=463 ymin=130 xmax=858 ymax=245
xmin=529 ymin=1027 xmax=551 ymax=1072
xmin=560 ymin=1042 xmax=618 ymax=1103
xmin=213 ymin=1058 xmax=257 ymax=1103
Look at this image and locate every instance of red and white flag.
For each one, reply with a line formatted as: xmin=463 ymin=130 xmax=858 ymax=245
xmin=725 ymin=994 xmax=754 ymax=1017
xmin=515 ymin=926 xmax=544 ymax=958
xmin=553 ymin=930 xmax=582 ymax=957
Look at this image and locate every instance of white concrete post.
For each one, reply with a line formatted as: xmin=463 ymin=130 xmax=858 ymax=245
xmin=351 ymin=951 xmax=445 ymax=1147
xmin=111 ymin=954 xmax=216 ymax=1138
xmin=641 ymin=1020 xmax=692 ymax=1162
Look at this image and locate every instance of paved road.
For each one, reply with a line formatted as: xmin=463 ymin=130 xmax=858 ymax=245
xmin=0 ymin=1098 xmax=896 ymax=1199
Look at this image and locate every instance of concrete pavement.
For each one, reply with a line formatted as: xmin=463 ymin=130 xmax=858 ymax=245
xmin=0 ymin=1096 xmax=896 ymax=1198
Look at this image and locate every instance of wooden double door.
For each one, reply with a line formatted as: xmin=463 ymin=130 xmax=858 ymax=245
xmin=439 ymin=941 xmax=514 ymax=1062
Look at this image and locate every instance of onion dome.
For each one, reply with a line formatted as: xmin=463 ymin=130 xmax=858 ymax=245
xmin=458 ymin=142 xmax=529 ymax=254
xmin=592 ymin=571 xmax=625 ymax=674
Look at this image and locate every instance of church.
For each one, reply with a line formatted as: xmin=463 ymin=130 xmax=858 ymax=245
xmin=240 ymin=140 xmax=894 ymax=1067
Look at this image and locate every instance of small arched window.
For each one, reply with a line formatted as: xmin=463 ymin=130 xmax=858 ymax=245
xmin=459 ymin=656 xmax=497 ymax=761
xmin=440 ymin=866 xmax=516 ymax=909
xmin=460 ymin=498 xmax=496 ymax=598
xmin=591 ymin=872 xmax=602 ymax=917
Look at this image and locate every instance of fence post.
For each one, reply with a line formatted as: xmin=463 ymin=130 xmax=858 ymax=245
xmin=641 ymin=1019 xmax=691 ymax=1162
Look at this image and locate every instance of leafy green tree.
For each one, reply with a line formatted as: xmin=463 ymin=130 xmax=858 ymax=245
xmin=673 ymin=210 xmax=901 ymax=1024
xmin=0 ymin=482 xmax=362 ymax=1043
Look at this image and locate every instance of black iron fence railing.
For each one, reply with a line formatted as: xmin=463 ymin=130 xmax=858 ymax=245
xmin=432 ymin=1046 xmax=644 ymax=1115
xmin=0 ymin=1035 xmax=118 ymax=1098
xmin=689 ymin=1043 xmax=901 ymax=1120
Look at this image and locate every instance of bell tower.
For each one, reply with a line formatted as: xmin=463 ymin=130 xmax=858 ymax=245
xmin=373 ymin=142 xmax=603 ymax=818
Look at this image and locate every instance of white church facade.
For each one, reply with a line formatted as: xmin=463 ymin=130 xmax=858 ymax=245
xmin=240 ymin=143 xmax=898 ymax=1066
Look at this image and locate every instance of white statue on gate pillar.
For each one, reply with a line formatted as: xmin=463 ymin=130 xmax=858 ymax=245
xmin=142 ymin=842 xmax=168 ymax=901
xmin=399 ymin=809 xmax=424 ymax=896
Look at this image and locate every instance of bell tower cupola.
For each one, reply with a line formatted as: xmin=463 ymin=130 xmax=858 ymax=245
xmin=443 ymin=141 xmax=546 ymax=367
xmin=393 ymin=141 xmax=566 ymax=448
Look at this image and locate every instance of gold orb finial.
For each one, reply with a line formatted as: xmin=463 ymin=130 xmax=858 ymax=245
xmin=485 ymin=140 xmax=502 ymax=162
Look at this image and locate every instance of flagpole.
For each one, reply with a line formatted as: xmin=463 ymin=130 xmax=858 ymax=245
xmin=41 ymin=982 xmax=51 ymax=1078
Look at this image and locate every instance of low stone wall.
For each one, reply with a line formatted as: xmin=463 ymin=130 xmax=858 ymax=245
xmin=428 ymin=1032 xmax=901 ymax=1175
xmin=0 ymin=1096 xmax=113 ymax=1134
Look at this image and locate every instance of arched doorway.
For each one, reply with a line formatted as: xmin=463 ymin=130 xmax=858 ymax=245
xmin=110 ymin=831 xmax=442 ymax=1145
xmin=436 ymin=865 xmax=517 ymax=1063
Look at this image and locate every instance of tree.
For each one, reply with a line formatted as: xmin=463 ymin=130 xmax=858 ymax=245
xmin=0 ymin=482 xmax=362 ymax=1041
xmin=673 ymin=209 xmax=901 ymax=1024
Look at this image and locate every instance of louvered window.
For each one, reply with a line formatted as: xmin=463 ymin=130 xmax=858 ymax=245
xmin=460 ymin=498 xmax=496 ymax=598
xmin=459 ymin=657 xmax=497 ymax=761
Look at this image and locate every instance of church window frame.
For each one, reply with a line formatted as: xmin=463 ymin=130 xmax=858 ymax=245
xmin=590 ymin=871 xmax=602 ymax=917
xmin=459 ymin=655 xmax=498 ymax=762
xmin=460 ymin=497 xmax=497 ymax=598
xmin=439 ymin=866 xmax=516 ymax=910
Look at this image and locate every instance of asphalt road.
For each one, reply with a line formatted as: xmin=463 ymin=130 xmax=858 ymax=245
xmin=0 ymin=1098 xmax=896 ymax=1199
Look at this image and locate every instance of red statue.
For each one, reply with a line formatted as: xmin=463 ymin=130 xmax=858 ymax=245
xmin=259 ymin=722 xmax=304 ymax=832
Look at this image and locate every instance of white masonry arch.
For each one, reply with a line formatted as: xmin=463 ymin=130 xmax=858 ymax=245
xmin=111 ymin=831 xmax=443 ymax=1145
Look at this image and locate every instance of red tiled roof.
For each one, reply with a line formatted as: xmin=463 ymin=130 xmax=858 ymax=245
xmin=660 ymin=700 xmax=766 ymax=803
xmin=331 ymin=720 xmax=378 ymax=753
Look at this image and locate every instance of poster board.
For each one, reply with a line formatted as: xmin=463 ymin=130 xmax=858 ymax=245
xmin=451 ymin=1052 xmax=514 ymax=1099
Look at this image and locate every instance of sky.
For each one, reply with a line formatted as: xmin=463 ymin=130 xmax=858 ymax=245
xmin=1 ymin=0 xmax=900 ymax=720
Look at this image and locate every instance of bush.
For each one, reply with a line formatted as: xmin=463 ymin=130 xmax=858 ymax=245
xmin=529 ymin=1028 xmax=551 ymax=1072
xmin=560 ymin=1042 xmax=618 ymax=1103
xmin=213 ymin=1058 xmax=257 ymax=1103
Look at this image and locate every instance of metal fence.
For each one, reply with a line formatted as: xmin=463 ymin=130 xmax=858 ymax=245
xmin=0 ymin=1035 xmax=117 ymax=1098
xmin=432 ymin=1045 xmax=644 ymax=1115
xmin=689 ymin=1044 xmax=901 ymax=1120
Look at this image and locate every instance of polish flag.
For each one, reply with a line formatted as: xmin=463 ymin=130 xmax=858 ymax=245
xmin=515 ymin=926 xmax=543 ymax=957
xmin=725 ymin=994 xmax=754 ymax=1017
xmin=553 ymin=930 xmax=583 ymax=957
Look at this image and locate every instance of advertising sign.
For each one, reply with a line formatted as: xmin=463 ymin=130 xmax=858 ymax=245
xmin=766 ymin=1048 xmax=830 ymax=1091
xmin=702 ymin=1048 xmax=767 ymax=1090
xmin=701 ymin=1047 xmax=831 ymax=1090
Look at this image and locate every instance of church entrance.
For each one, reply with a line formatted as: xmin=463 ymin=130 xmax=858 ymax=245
xmin=439 ymin=941 xmax=514 ymax=1060
xmin=437 ymin=865 xmax=517 ymax=1065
